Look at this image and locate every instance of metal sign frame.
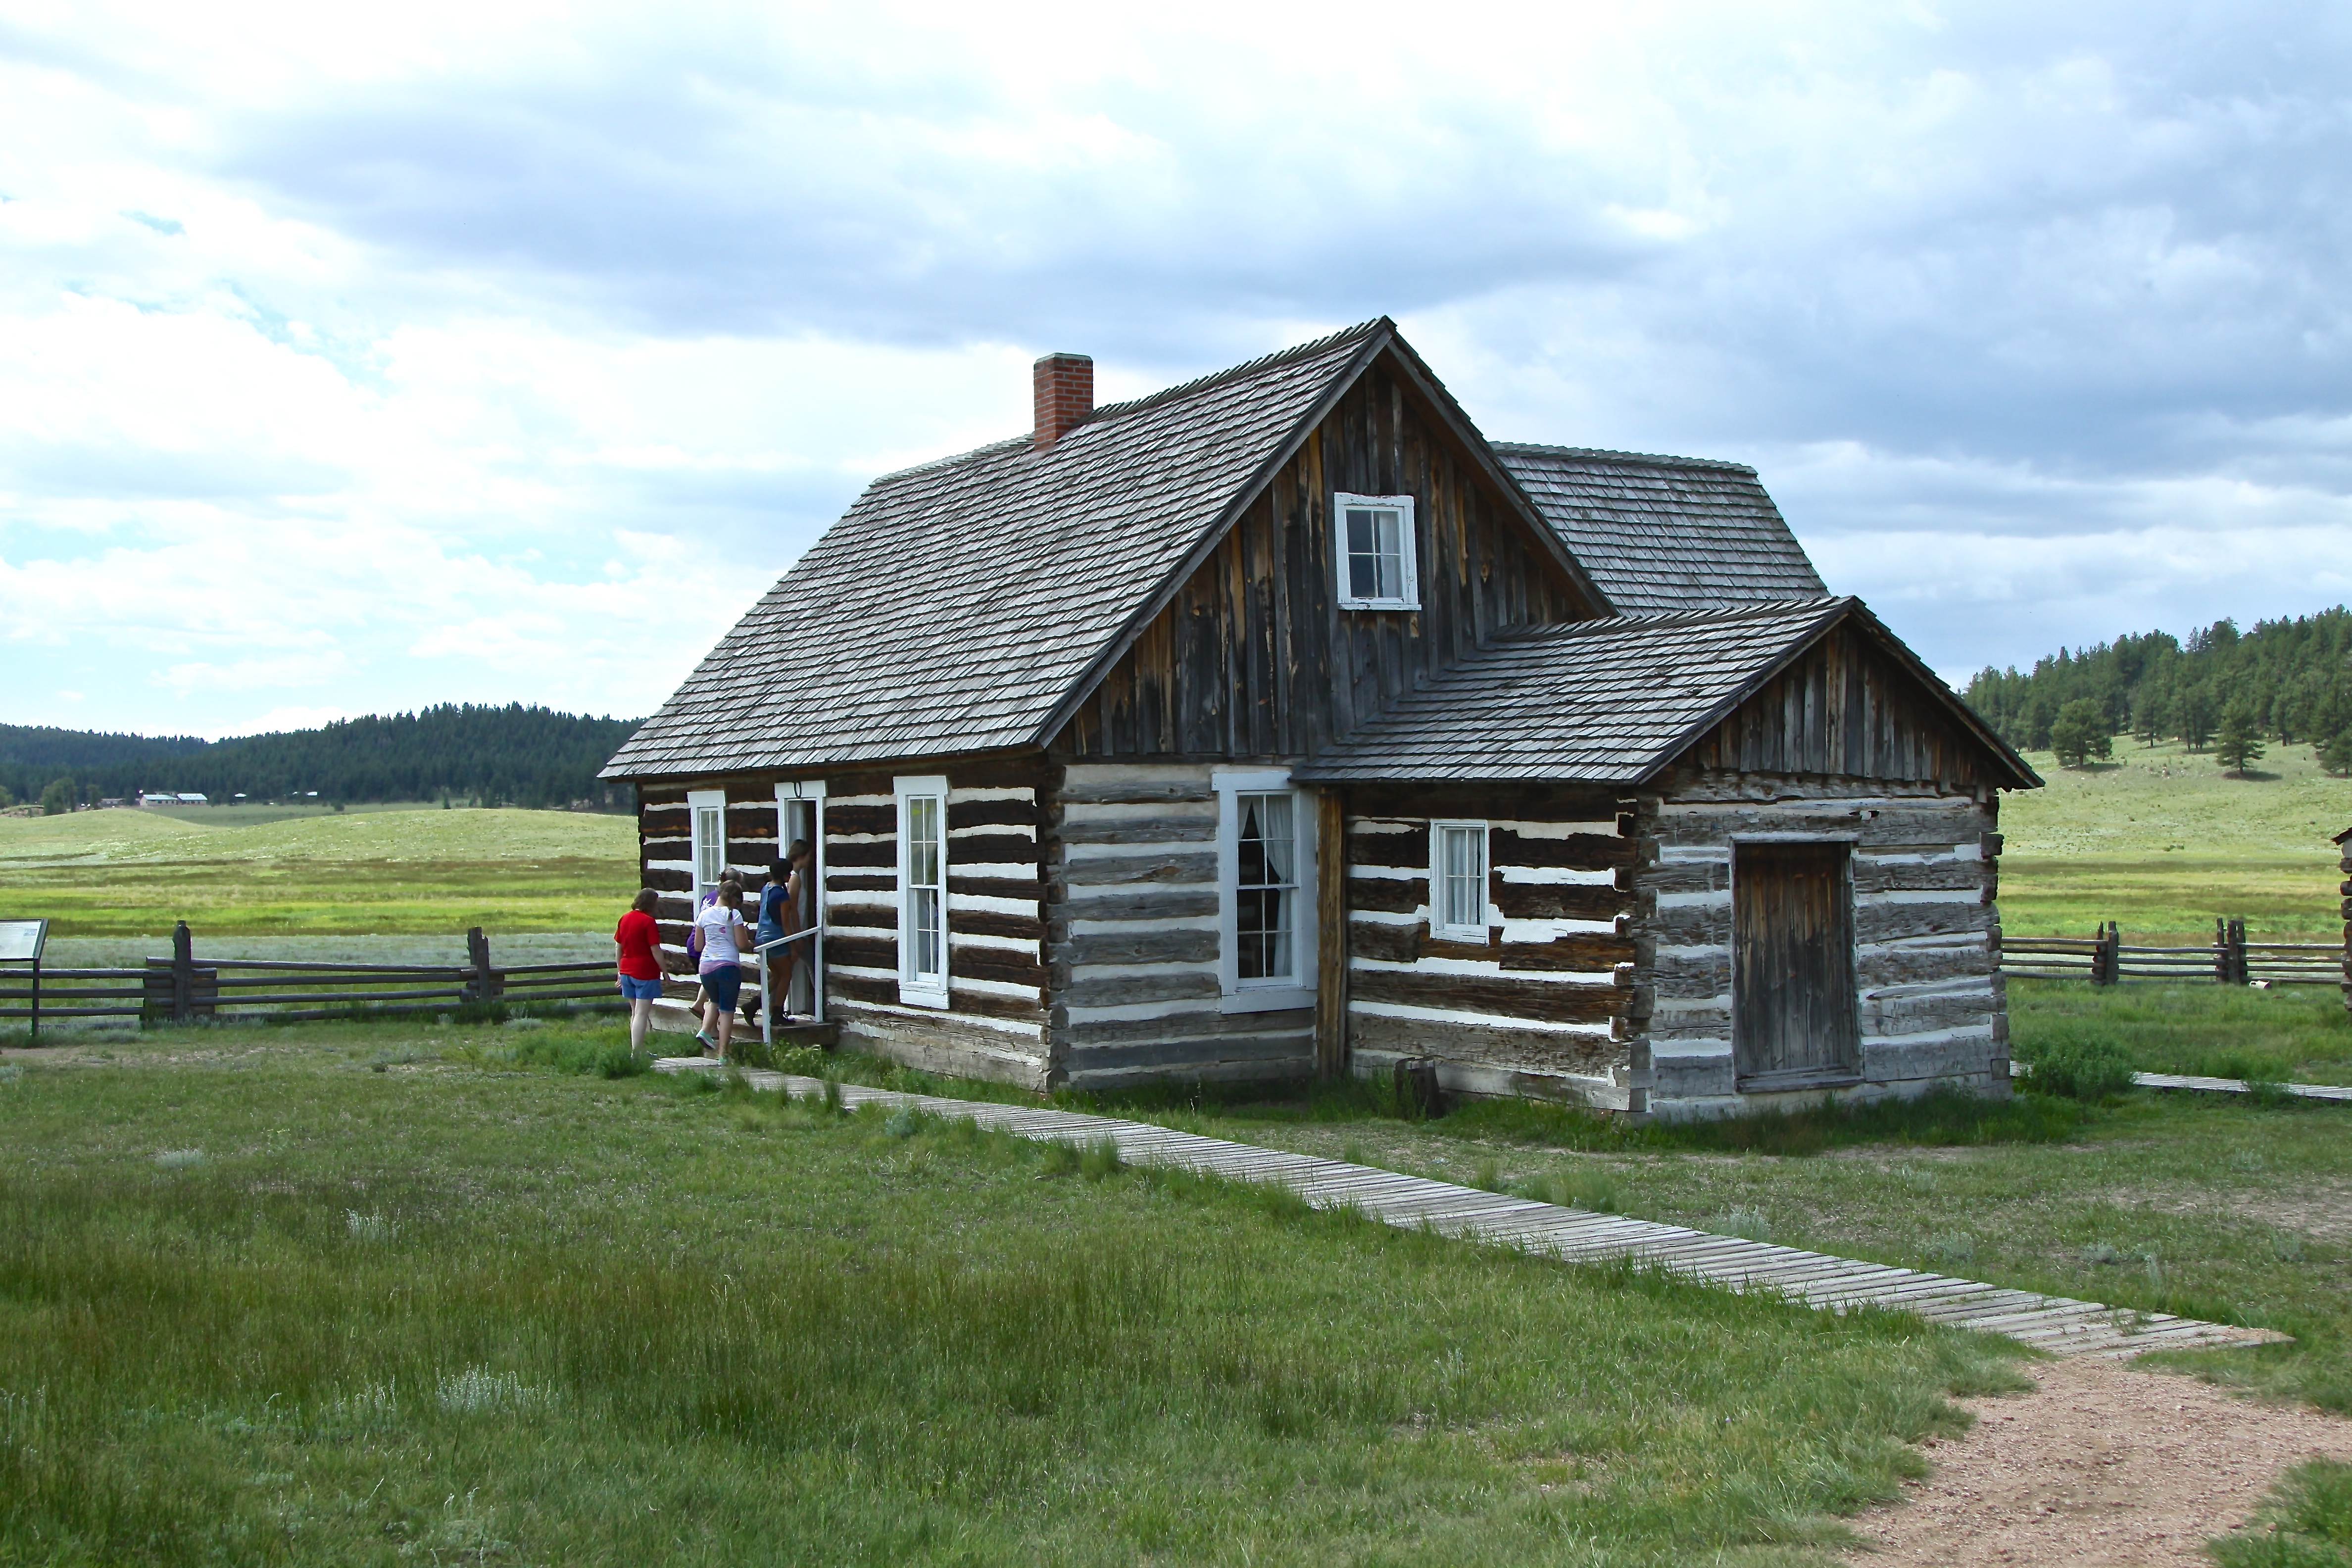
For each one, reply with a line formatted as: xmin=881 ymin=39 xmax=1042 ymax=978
xmin=0 ymin=918 xmax=51 ymax=1043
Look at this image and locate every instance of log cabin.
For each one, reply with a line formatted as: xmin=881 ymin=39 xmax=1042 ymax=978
xmin=601 ymin=319 xmax=2039 ymax=1119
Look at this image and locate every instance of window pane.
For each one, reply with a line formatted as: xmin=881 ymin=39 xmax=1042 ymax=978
xmin=696 ymin=806 xmax=723 ymax=887
xmin=1374 ymin=511 xmax=1403 ymax=600
xmin=911 ymin=887 xmax=942 ymax=980
xmin=1441 ymin=825 xmax=1485 ymax=931
xmin=1345 ymin=509 xmax=1381 ymax=600
xmin=1235 ymin=791 xmax=1298 ymax=981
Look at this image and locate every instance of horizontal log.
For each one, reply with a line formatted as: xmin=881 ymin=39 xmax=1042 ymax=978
xmin=1650 ymin=804 xmax=1992 ymax=849
xmin=1349 ymin=968 xmax=1624 ymax=1025
xmin=827 ymin=841 xmax=894 ymax=869
xmin=1851 ymin=858 xmax=1989 ymax=895
xmin=947 ymin=876 xmax=1042 ymax=901
xmin=826 ymin=804 xmax=894 ymax=837
xmin=1063 ymin=929 xmax=1220 ymax=966
xmin=642 ymin=866 xmax=692 ymax=893
xmin=941 ymin=833 xmax=1042 ymax=866
xmin=1491 ymin=882 xmax=1629 ymax=922
xmin=1345 ymin=784 xmax=1622 ymax=823
xmin=1348 ymin=1011 xmax=1620 ymax=1075
xmin=1348 ymin=876 xmax=1424 ymax=915
xmin=1064 ymin=1033 xmax=1313 ymax=1073
xmin=826 ymin=873 xmax=892 ymax=893
xmin=1061 ymin=970 xmax=1223 ymax=1007
xmin=1060 ymin=888 xmax=1221 ymax=922
xmin=950 ymin=798 xmax=1039 ymax=830
xmin=1490 ymin=828 xmax=1632 ymax=873
xmin=1855 ymin=900 xmax=1992 ymax=945
xmin=1057 ymin=781 xmax=1215 ymax=805
xmin=950 ymin=909 xmax=1044 ymax=941
xmin=1063 ymin=851 xmax=1217 ymax=887
xmin=1348 ymin=827 xmax=1427 ymax=868
xmin=1857 ymin=945 xmax=1993 ymax=988
xmin=1497 ymin=933 xmax=1638 ymax=972
xmin=1057 ymin=1006 xmax=1308 ymax=1045
xmin=828 ymin=902 xmax=894 ymax=931
xmin=951 ymin=948 xmax=1045 ymax=988
xmin=1056 ymin=815 xmax=1217 ymax=846
xmin=1349 ymin=920 xmax=1421 ymax=964
xmin=827 ymin=934 xmax=897 ymax=972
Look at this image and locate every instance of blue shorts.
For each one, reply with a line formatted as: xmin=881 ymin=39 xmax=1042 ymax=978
xmin=619 ymin=974 xmax=662 ymax=1001
xmin=700 ymin=964 xmax=743 ymax=1011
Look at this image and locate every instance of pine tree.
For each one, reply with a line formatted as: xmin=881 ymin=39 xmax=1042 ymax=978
xmin=2049 ymin=699 xmax=2112 ymax=768
xmin=2214 ymin=702 xmax=2265 ymax=776
xmin=2318 ymin=729 xmax=2352 ymax=779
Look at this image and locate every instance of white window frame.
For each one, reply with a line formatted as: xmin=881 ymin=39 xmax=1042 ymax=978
xmin=1333 ymin=491 xmax=1419 ymax=611
xmin=1214 ymin=769 xmax=1318 ymax=1014
xmin=1430 ymin=820 xmax=1491 ymax=941
xmin=686 ymin=789 xmax=728 ymax=901
xmin=894 ymin=775 xmax=949 ymax=1009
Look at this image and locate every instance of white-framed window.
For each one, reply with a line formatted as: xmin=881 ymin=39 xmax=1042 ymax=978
xmin=1334 ymin=491 xmax=1418 ymax=610
xmin=1431 ymin=820 xmax=1490 ymax=941
xmin=894 ymin=775 xmax=949 ymax=1008
xmin=1214 ymin=770 xmax=1318 ymax=1013
xmin=686 ymin=789 xmax=728 ymax=900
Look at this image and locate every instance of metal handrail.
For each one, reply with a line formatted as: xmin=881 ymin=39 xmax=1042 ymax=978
xmin=752 ymin=922 xmax=825 ymax=1037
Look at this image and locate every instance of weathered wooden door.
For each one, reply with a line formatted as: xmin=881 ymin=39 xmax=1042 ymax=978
xmin=1732 ymin=841 xmax=1860 ymax=1085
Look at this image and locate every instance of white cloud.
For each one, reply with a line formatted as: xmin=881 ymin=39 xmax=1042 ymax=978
xmin=0 ymin=0 xmax=2347 ymax=736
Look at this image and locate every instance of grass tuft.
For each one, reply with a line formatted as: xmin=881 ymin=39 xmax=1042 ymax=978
xmin=2212 ymin=1459 xmax=2352 ymax=1566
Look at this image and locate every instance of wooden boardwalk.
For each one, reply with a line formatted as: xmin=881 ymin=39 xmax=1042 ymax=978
xmin=658 ymin=1058 xmax=2286 ymax=1360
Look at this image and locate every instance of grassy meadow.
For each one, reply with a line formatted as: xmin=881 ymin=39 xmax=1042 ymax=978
xmin=0 ymin=1020 xmax=2023 ymax=1567
xmin=0 ymin=804 xmax=635 ymax=937
xmin=1999 ymin=736 xmax=2352 ymax=940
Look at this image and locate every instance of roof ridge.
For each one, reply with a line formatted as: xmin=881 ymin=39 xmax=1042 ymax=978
xmin=855 ymin=320 xmax=1386 ymax=490
xmin=1496 ymin=597 xmax=1849 ymax=639
xmin=1083 ymin=318 xmax=1386 ymax=425
xmin=1493 ymin=441 xmax=1757 ymax=476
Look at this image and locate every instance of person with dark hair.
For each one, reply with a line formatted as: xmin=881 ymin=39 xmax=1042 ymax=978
xmin=692 ymin=877 xmax=753 ymax=1058
xmin=614 ymin=887 xmax=665 ymax=1056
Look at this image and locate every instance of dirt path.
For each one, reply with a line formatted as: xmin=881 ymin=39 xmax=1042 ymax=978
xmin=1848 ymin=1356 xmax=2352 ymax=1565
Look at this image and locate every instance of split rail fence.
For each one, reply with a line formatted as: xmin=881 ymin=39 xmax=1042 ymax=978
xmin=2002 ymin=918 xmax=2346 ymax=987
xmin=0 ymin=922 xmax=621 ymax=1040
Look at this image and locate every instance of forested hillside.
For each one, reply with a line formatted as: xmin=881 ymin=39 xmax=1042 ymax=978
xmin=1965 ymin=607 xmax=2352 ymax=770
xmin=0 ymin=705 xmax=641 ymax=811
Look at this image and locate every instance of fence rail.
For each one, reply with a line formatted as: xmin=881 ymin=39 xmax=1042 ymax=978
xmin=2002 ymin=918 xmax=2348 ymax=987
xmin=0 ymin=922 xmax=624 ymax=1037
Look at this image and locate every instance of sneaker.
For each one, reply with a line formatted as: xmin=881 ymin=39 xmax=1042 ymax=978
xmin=694 ymin=1031 xmax=717 ymax=1052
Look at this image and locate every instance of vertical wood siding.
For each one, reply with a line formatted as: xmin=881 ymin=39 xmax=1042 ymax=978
xmin=1629 ymin=777 xmax=2007 ymax=1119
xmin=1684 ymin=623 xmax=2001 ymax=787
xmin=1057 ymin=352 xmax=1595 ymax=762
xmin=1041 ymin=762 xmax=1315 ymax=1092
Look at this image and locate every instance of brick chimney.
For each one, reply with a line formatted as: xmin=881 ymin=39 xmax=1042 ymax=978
xmin=1032 ymin=352 xmax=1093 ymax=450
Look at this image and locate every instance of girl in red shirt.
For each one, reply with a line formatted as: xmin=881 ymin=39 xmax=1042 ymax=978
xmin=614 ymin=888 xmax=666 ymax=1055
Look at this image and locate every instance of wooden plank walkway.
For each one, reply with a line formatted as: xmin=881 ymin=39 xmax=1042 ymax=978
xmin=657 ymin=1059 xmax=2287 ymax=1360
xmin=2131 ymin=1071 xmax=2352 ymax=1103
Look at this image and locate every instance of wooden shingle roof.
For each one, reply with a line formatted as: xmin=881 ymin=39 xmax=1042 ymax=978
xmin=603 ymin=322 xmax=1389 ymax=778
xmin=1494 ymin=444 xmax=1827 ymax=614
xmin=1292 ymin=598 xmax=2035 ymax=786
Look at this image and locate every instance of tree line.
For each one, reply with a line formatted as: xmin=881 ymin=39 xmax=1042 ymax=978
xmin=0 ymin=705 xmax=643 ymax=813
xmin=1963 ymin=606 xmax=2352 ymax=773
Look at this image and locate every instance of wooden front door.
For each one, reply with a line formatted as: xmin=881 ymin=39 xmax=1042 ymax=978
xmin=1732 ymin=841 xmax=1860 ymax=1086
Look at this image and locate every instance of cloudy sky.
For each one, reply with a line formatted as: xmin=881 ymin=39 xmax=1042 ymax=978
xmin=2 ymin=1 xmax=2348 ymax=738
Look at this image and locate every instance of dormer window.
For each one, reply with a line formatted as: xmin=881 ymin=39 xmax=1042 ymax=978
xmin=1334 ymin=492 xmax=1418 ymax=610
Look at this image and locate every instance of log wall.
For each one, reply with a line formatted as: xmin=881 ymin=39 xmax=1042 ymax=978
xmin=825 ymin=757 xmax=1051 ymax=1087
xmin=1340 ymin=782 xmax=1641 ymax=1110
xmin=1042 ymin=761 xmax=1316 ymax=1091
xmin=1056 ymin=349 xmax=1595 ymax=762
xmin=1629 ymin=774 xmax=2008 ymax=1119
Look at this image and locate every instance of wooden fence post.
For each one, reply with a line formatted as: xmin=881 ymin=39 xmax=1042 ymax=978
xmin=464 ymin=927 xmax=503 ymax=1006
xmin=2092 ymin=922 xmax=2118 ymax=986
xmin=1313 ymin=789 xmax=1349 ymax=1082
xmin=2213 ymin=917 xmax=2231 ymax=985
xmin=2228 ymin=917 xmax=2250 ymax=985
xmin=171 ymin=921 xmax=194 ymax=1024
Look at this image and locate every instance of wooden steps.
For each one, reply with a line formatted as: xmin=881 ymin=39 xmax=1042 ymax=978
xmin=653 ymin=1058 xmax=2289 ymax=1359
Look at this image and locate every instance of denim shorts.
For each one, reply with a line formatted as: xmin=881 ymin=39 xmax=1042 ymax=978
xmin=700 ymin=964 xmax=742 ymax=1011
xmin=618 ymin=973 xmax=662 ymax=1001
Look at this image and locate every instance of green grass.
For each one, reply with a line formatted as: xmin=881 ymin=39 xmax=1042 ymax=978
xmin=2000 ymin=737 xmax=2352 ymax=940
xmin=931 ymin=988 xmax=2352 ymax=1421
xmin=2012 ymin=982 xmax=2352 ymax=1086
xmin=0 ymin=806 xmax=635 ymax=936
xmin=0 ymin=1018 xmax=2028 ymax=1567
xmin=2213 ymin=1460 xmax=2352 ymax=1567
